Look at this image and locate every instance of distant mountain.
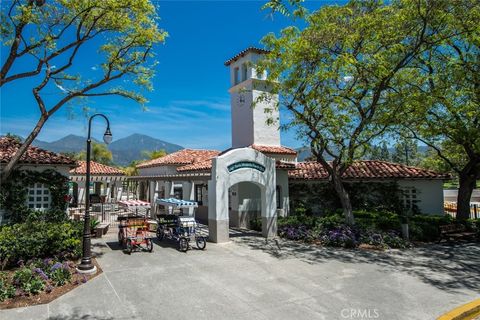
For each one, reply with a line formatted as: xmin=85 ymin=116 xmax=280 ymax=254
xmin=32 ymin=133 xmax=183 ymax=166
xmin=33 ymin=134 xmax=98 ymax=153
xmin=109 ymin=134 xmax=183 ymax=166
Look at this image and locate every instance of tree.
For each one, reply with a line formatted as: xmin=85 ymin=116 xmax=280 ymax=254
xmin=397 ymin=1 xmax=480 ymax=219
xmin=123 ymin=160 xmax=140 ymax=177
xmin=365 ymin=141 xmax=390 ymax=161
xmin=142 ymin=149 xmax=167 ymax=160
xmin=391 ymin=137 xmax=419 ymax=166
xmin=76 ymin=142 xmax=113 ymax=165
xmin=259 ymin=0 xmax=443 ymax=224
xmin=379 ymin=142 xmax=390 ymax=161
xmin=0 ymin=0 xmax=166 ymax=180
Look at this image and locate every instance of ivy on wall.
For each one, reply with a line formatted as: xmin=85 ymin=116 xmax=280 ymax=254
xmin=289 ymin=181 xmax=412 ymax=215
xmin=0 ymin=169 xmax=69 ymax=223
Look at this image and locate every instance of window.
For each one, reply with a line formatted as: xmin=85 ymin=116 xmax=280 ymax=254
xmin=241 ymin=63 xmax=248 ymax=82
xmin=234 ymin=67 xmax=240 ymax=85
xmin=402 ymin=187 xmax=418 ymax=210
xmin=174 ymin=187 xmax=182 ymax=199
xmin=276 ymin=186 xmax=282 ymax=209
xmin=195 ymin=184 xmax=203 ymax=205
xmin=26 ymin=183 xmax=51 ymax=210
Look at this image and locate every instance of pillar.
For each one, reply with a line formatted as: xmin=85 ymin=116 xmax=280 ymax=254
xmin=208 ymin=178 xmax=230 ymax=243
xmin=261 ymin=182 xmax=277 ymax=239
xmin=182 ymin=181 xmax=195 ymax=216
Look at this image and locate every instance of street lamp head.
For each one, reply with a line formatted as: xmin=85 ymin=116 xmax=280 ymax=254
xmin=103 ymin=128 xmax=112 ymax=144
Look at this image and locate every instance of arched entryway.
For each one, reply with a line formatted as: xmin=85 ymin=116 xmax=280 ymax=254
xmin=229 ymin=182 xmax=262 ymax=229
xmin=208 ymin=148 xmax=277 ymax=243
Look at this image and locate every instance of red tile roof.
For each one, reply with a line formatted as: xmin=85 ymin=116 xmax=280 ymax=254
xmin=276 ymin=161 xmax=296 ymax=170
xmin=289 ymin=161 xmax=449 ymax=180
xmin=177 ymin=159 xmax=213 ymax=172
xmin=251 ymin=144 xmax=297 ymax=155
xmin=224 ymin=47 xmax=270 ymax=66
xmin=70 ymin=161 xmax=124 ymax=175
xmin=0 ymin=137 xmax=76 ymax=166
xmin=136 ymin=149 xmax=220 ymax=169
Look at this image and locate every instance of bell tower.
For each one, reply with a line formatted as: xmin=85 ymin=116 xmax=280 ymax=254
xmin=225 ymin=47 xmax=281 ymax=148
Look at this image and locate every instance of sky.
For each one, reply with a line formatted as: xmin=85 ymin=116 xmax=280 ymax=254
xmin=0 ymin=0 xmax=344 ymax=150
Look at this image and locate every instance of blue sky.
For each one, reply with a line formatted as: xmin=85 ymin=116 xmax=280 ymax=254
xmin=1 ymin=1 xmax=344 ymax=150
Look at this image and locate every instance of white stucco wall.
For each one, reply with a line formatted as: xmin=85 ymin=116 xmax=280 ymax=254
xmin=397 ymin=179 xmax=444 ymax=215
xmin=138 ymin=165 xmax=178 ymax=176
xmin=276 ymin=169 xmax=290 ymax=217
xmin=208 ymin=147 xmax=277 ymax=242
xmin=228 ymin=51 xmax=280 ymax=148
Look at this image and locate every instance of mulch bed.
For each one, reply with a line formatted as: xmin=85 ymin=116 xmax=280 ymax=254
xmin=0 ymin=258 xmax=102 ymax=310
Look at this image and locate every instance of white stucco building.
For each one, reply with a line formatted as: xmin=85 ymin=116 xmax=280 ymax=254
xmin=69 ymin=160 xmax=126 ymax=205
xmin=131 ymin=47 xmax=448 ymax=243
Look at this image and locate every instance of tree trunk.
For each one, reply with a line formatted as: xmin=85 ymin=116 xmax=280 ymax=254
xmin=456 ymin=167 xmax=478 ymax=220
xmin=1 ymin=115 xmax=48 ymax=181
xmin=331 ymin=172 xmax=355 ymax=225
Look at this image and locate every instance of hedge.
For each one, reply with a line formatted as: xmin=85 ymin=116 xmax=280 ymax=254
xmin=0 ymin=221 xmax=83 ymax=270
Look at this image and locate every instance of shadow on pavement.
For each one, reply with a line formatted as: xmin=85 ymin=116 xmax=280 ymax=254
xmin=231 ymin=231 xmax=480 ymax=294
xmin=48 ymin=310 xmax=113 ymax=320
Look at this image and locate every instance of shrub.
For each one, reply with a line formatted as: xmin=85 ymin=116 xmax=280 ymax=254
xmin=13 ymin=267 xmax=45 ymax=295
xmin=383 ymin=231 xmax=410 ymax=249
xmin=249 ymin=218 xmax=262 ymax=232
xmin=359 ymin=229 xmax=385 ymax=248
xmin=278 ymin=214 xmax=318 ymax=228
xmin=353 ymin=210 xmax=401 ymax=232
xmin=0 ymin=221 xmax=82 ymax=269
xmin=409 ymin=214 xmax=453 ymax=242
xmin=279 ymin=225 xmax=312 ymax=241
xmin=320 ymin=225 xmax=358 ymax=248
xmin=49 ymin=262 xmax=72 ymax=286
xmin=0 ymin=272 xmax=15 ymax=302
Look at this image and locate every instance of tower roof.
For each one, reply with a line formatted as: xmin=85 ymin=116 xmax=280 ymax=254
xmin=224 ymin=47 xmax=270 ymax=66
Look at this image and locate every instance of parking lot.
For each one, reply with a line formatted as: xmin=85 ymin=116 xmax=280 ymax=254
xmin=1 ymin=230 xmax=479 ymax=320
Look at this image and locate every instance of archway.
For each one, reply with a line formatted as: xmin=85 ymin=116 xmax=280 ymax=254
xmin=208 ymin=148 xmax=277 ymax=243
xmin=229 ymin=181 xmax=262 ymax=229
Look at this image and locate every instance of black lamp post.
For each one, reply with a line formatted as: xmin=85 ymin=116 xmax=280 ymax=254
xmin=77 ymin=113 xmax=112 ymax=273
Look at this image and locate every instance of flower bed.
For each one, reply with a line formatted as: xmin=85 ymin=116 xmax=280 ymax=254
xmin=278 ymin=212 xmax=411 ymax=249
xmin=278 ymin=211 xmax=479 ymax=249
xmin=0 ymin=257 xmax=101 ymax=309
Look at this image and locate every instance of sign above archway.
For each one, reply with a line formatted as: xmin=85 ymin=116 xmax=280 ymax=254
xmin=227 ymin=161 xmax=265 ymax=173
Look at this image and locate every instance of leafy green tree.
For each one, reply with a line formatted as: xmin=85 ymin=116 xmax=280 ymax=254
xmin=379 ymin=142 xmax=390 ymax=162
xmin=259 ymin=0 xmax=443 ymax=224
xmin=391 ymin=138 xmax=419 ymax=166
xmin=142 ymin=149 xmax=167 ymax=160
xmin=0 ymin=0 xmax=166 ymax=180
xmin=123 ymin=160 xmax=140 ymax=177
xmin=366 ymin=141 xmax=391 ymax=161
xmin=4 ymin=133 xmax=23 ymax=142
xmin=397 ymin=1 xmax=480 ymax=219
xmin=76 ymin=142 xmax=113 ymax=166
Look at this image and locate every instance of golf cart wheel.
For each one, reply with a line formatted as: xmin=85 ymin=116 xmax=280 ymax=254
xmin=146 ymin=239 xmax=153 ymax=252
xmin=118 ymin=230 xmax=124 ymax=245
xmin=196 ymin=236 xmax=206 ymax=250
xmin=156 ymin=227 xmax=164 ymax=241
xmin=178 ymin=237 xmax=188 ymax=252
xmin=126 ymin=239 xmax=133 ymax=254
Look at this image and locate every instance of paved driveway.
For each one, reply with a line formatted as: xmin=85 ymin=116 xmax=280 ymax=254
xmin=1 ymin=230 xmax=479 ymax=320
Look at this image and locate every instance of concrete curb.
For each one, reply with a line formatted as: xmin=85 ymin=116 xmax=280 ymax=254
xmin=437 ymin=298 xmax=480 ymax=320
